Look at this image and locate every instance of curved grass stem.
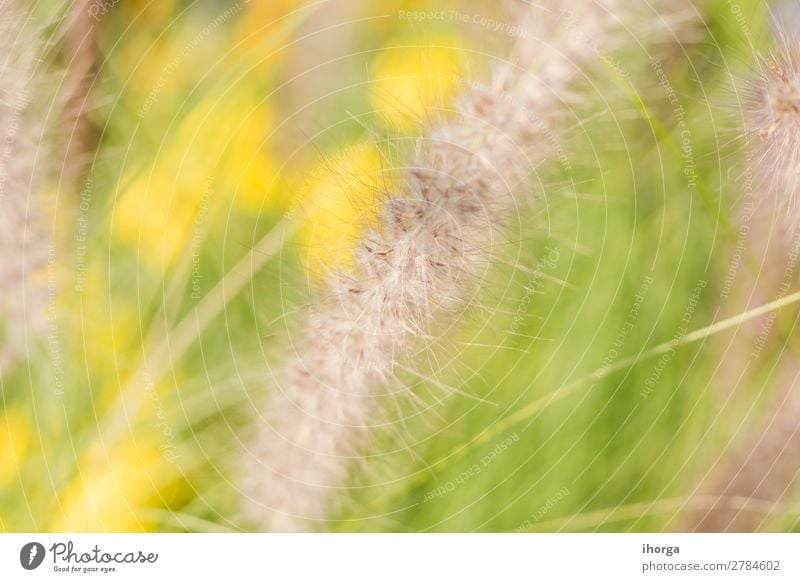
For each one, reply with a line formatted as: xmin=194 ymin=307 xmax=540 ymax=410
xmin=371 ymin=288 xmax=800 ymax=512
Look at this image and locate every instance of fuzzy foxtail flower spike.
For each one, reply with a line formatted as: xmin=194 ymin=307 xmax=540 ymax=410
xmin=743 ymin=35 xmax=800 ymax=229
xmin=0 ymin=1 xmax=57 ymax=374
xmin=242 ymin=0 xmax=679 ymax=531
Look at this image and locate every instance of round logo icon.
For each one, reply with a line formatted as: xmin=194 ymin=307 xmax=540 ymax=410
xmin=20 ymin=542 xmax=45 ymax=570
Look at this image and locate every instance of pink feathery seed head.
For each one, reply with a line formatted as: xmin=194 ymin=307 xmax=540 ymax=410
xmin=744 ymin=40 xmax=800 ymax=227
xmin=242 ymin=0 xmax=697 ymax=532
xmin=0 ymin=1 xmax=55 ymax=373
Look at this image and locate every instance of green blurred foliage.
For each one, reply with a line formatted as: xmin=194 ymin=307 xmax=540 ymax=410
xmin=4 ymin=0 xmax=800 ymax=533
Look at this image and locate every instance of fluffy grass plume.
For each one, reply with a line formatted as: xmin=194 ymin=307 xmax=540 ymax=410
xmin=241 ymin=0 xmax=679 ymax=531
xmin=0 ymin=0 xmax=56 ymax=373
xmin=744 ymin=34 xmax=800 ymax=228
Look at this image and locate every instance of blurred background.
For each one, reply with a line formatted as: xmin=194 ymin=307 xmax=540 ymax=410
xmin=2 ymin=0 xmax=800 ymax=532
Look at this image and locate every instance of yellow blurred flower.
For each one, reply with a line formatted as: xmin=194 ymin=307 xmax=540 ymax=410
xmin=0 ymin=407 xmax=31 ymax=487
xmin=113 ymin=94 xmax=283 ymax=268
xmin=298 ymin=141 xmax=387 ymax=276
xmin=51 ymin=436 xmax=180 ymax=532
xmin=73 ymin=265 xmax=139 ymax=389
xmin=369 ymin=35 xmax=464 ymax=131
xmin=112 ymin=166 xmax=202 ymax=269
xmin=220 ymin=102 xmax=287 ymax=213
xmin=51 ymin=365 xmax=189 ymax=532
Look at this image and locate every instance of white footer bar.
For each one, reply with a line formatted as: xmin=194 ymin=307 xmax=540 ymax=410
xmin=0 ymin=534 xmax=797 ymax=581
